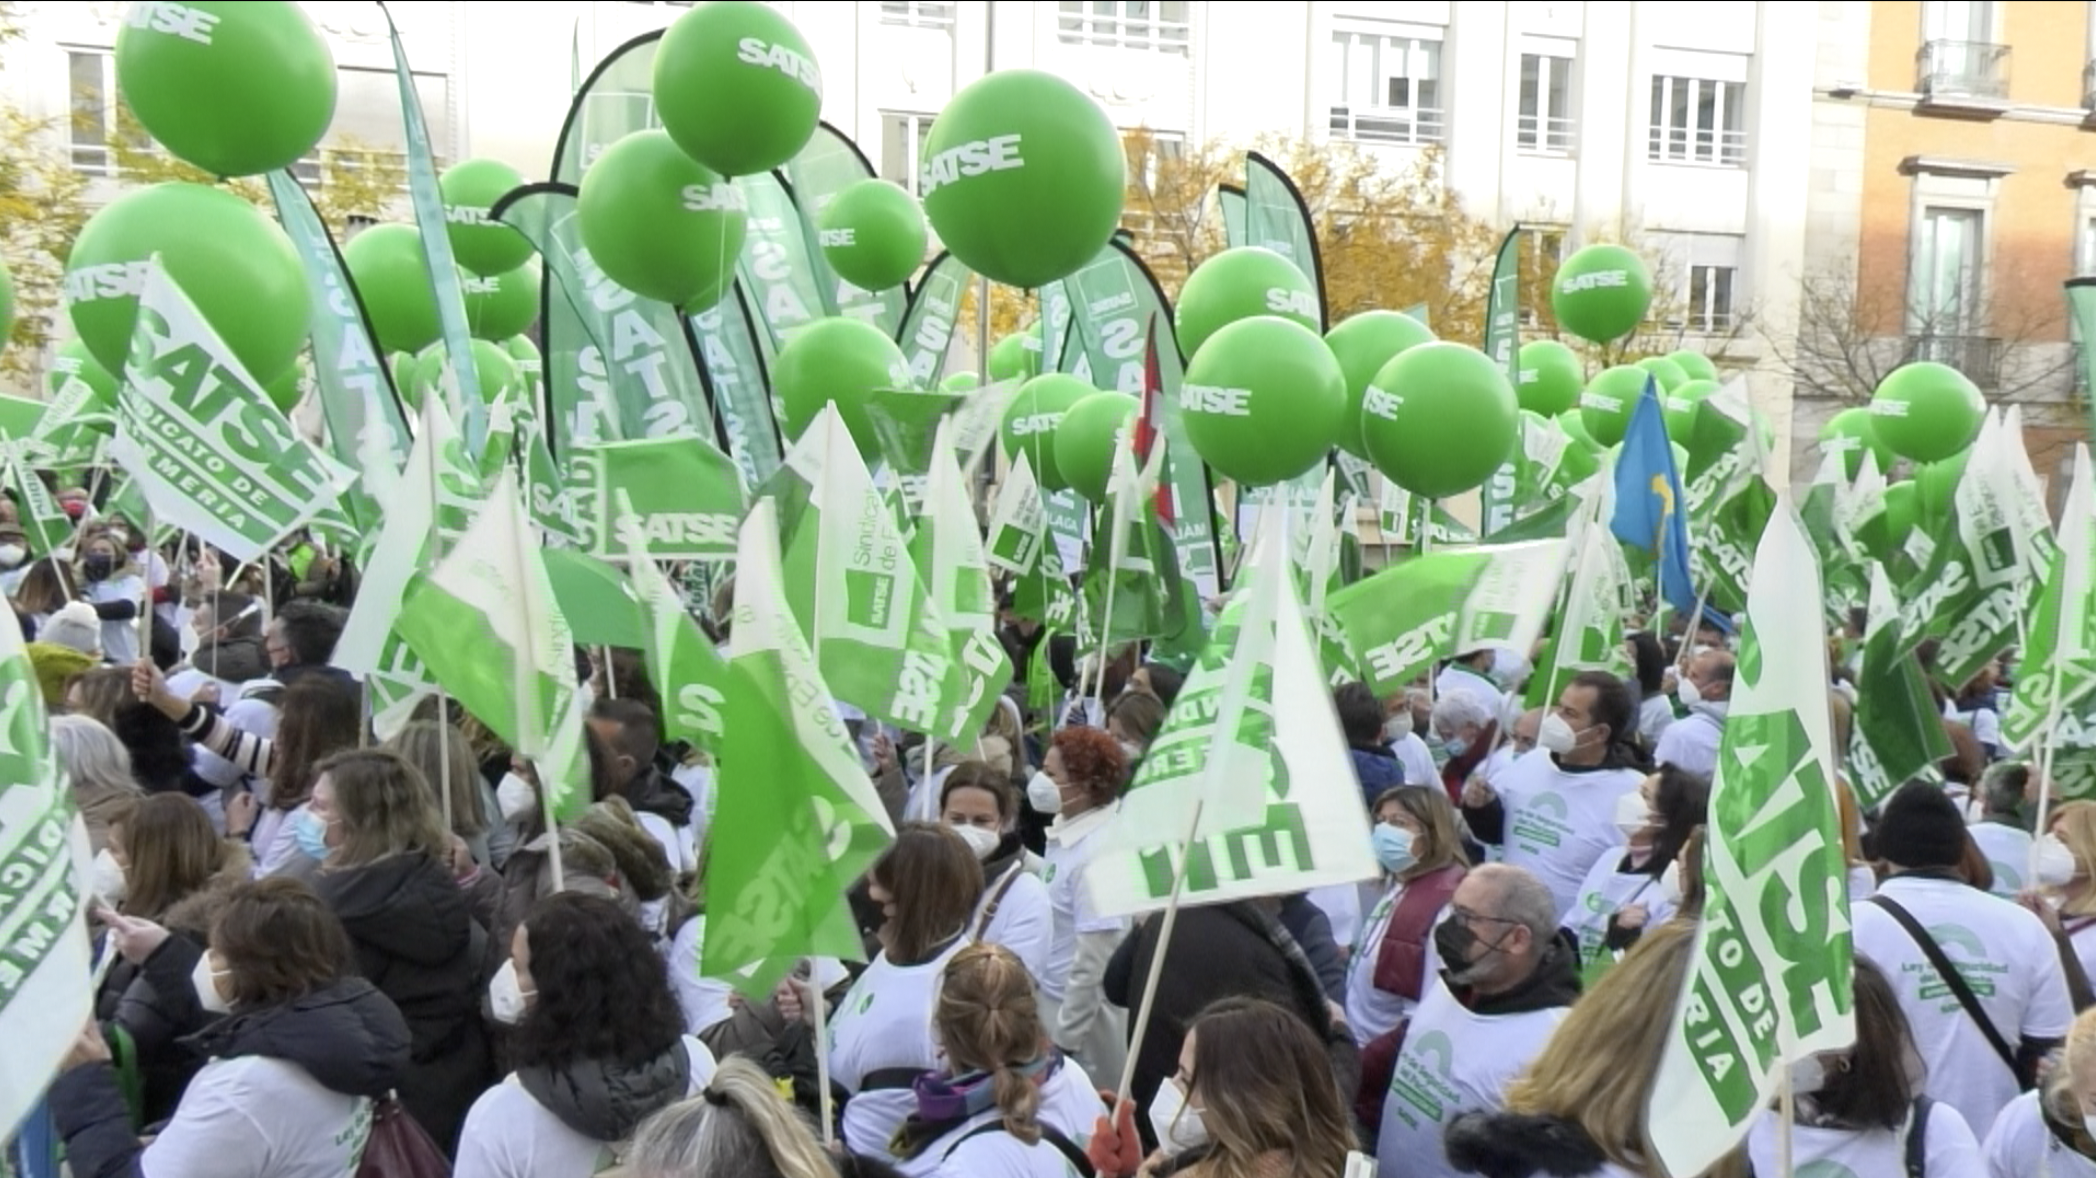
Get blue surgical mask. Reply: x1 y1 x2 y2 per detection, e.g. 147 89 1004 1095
293 808 333 861
1372 825 1417 875
1443 735 1470 760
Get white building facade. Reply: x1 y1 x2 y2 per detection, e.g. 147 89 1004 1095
4 0 1819 456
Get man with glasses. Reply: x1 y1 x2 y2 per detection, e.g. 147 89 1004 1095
1374 863 1579 1178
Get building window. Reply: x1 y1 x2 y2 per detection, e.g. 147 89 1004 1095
1057 2 1190 54
1329 28 1445 146
1519 226 1567 326
1124 130 1185 191
1685 265 1737 333
1517 53 1575 155
67 49 119 174
881 111 936 195
331 66 455 164
879 2 955 29
2080 214 2096 276
1648 76 1746 167
1911 205 1985 334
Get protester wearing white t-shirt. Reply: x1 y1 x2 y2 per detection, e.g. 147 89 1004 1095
939 763 1054 980
77 528 147 666
1033 729 1131 1088
1983 1088 2096 1178
1854 782 2075 1139
828 826 984 1157
1461 671 1647 918
1652 649 1731 778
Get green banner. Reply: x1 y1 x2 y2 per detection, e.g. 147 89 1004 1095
689 283 783 487
1479 228 1523 537
897 252 975 388
568 436 747 562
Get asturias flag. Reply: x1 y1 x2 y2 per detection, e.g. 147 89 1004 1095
1609 375 1696 616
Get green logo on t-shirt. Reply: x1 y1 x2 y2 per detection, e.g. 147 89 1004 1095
1510 791 1570 849
1912 922 2002 1003
1388 1029 1460 1127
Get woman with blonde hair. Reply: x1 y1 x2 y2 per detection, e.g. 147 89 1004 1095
1445 920 1698 1178
619 1057 834 1178
386 719 507 868
888 942 1105 1176
1984 1003 2096 1174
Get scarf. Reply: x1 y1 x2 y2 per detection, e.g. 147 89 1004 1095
889 1051 1063 1160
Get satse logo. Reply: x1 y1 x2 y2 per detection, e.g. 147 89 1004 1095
736 38 821 90
682 184 748 213
1558 270 1629 293
920 136 1025 198
127 2 218 44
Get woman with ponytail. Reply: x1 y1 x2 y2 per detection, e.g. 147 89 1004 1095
621 1056 836 1178
889 942 1106 1176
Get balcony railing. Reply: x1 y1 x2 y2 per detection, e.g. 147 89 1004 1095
1916 39 2010 101
1906 332 2002 388
1329 104 1445 147
1516 113 1575 155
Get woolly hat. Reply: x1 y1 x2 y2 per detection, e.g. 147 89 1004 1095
1873 780 1969 870
38 601 102 659
25 642 95 706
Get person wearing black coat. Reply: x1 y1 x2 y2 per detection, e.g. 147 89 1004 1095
1103 897 1362 1152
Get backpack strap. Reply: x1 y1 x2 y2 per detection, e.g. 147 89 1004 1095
975 863 1026 942
944 1119 1095 1176
1904 1095 1932 1178
1865 895 2020 1080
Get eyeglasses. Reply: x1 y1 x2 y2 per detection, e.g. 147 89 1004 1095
1448 907 1522 929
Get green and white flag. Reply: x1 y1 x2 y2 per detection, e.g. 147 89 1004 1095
1375 479 1477 548
619 491 731 758
1085 425 1183 647
394 468 592 819
25 360 113 470
1849 561 1951 810
2005 444 2096 750
985 452 1081 632
568 435 747 563
1328 540 1567 698
2 440 73 558
781 405 965 737
703 497 895 994
1901 412 2027 692
1525 481 1633 709
910 418 1014 750
1085 514 1376 917
1649 501 1855 1178
110 258 356 563
0 578 94 1143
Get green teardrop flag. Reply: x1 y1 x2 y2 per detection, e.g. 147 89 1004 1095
1818 406 1893 482
1869 361 1984 464
1517 339 1584 417
1180 316 1344 487
1000 373 1092 492
1326 310 1436 458
577 130 748 312
818 179 926 292
1056 391 1137 502
115 0 336 178
441 158 534 277
1578 364 1649 448
654 0 823 177
920 70 1125 289
1550 243 1652 344
1362 342 1519 499
67 181 309 383
775 317 911 453
1175 246 1319 360
464 264 541 341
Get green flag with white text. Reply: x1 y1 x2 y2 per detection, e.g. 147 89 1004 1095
1328 541 1567 698
619 492 730 758
2005 444 2096 750
1849 561 1951 810
985 452 1082 633
568 435 746 563
910 418 1014 750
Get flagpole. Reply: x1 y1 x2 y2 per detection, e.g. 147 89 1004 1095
2029 711 2062 883
1114 797 1204 1109
136 505 155 660
811 416 840 1147
1777 1059 1796 1178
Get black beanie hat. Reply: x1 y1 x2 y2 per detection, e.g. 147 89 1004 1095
1874 781 1969 870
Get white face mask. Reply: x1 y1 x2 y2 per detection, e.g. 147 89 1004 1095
489 958 534 1025
1661 857 1690 903
1613 791 1651 839
951 822 1002 861
1147 1076 1212 1155
1381 711 1414 742
1118 739 1145 764
1026 770 1064 816
0 544 25 568
495 773 537 822
1676 677 1702 708
192 953 233 1015
1787 1055 1827 1096
1537 713 1579 756
89 848 127 906
2036 833 2080 888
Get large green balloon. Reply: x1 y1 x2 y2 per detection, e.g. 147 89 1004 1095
940 371 981 392
1864 480 1920 563
1636 355 1689 392
818 179 926 292
1325 310 1436 459
1177 247 1319 361
114 1 335 178
343 224 442 357
654 0 822 177
440 159 534 277
1000 373 1092 491
1870 361 1985 464
408 338 521 410
577 130 748 311
1180 317 1343 487
1557 408 1601 452
1362 342 1520 499
1818 406 1894 482
66 182 309 383
919 70 1125 289
1662 379 1720 444
1913 449 1969 529
0 256 13 348
1056 391 1137 502
1578 365 1651 448
1668 350 1719 383
264 365 305 414
988 329 1042 382
1550 244 1653 344
463 264 541 342
1517 339 1584 416
774 317 911 452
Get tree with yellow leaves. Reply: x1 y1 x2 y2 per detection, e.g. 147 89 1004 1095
0 3 90 389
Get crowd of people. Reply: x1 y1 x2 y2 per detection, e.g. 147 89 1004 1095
8 512 2091 1178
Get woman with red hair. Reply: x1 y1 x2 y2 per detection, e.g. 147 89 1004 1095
1028 726 1132 1093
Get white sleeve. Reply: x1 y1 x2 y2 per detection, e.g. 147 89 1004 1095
1921 1100 1987 1178
2020 926 2076 1040
451 1089 519 1178
984 874 1055 983
1974 708 2002 751
1980 1099 2031 1178
139 1069 272 1178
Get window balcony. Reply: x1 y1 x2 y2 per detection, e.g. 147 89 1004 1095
1915 40 2011 119
1329 105 1445 147
1905 332 2001 388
